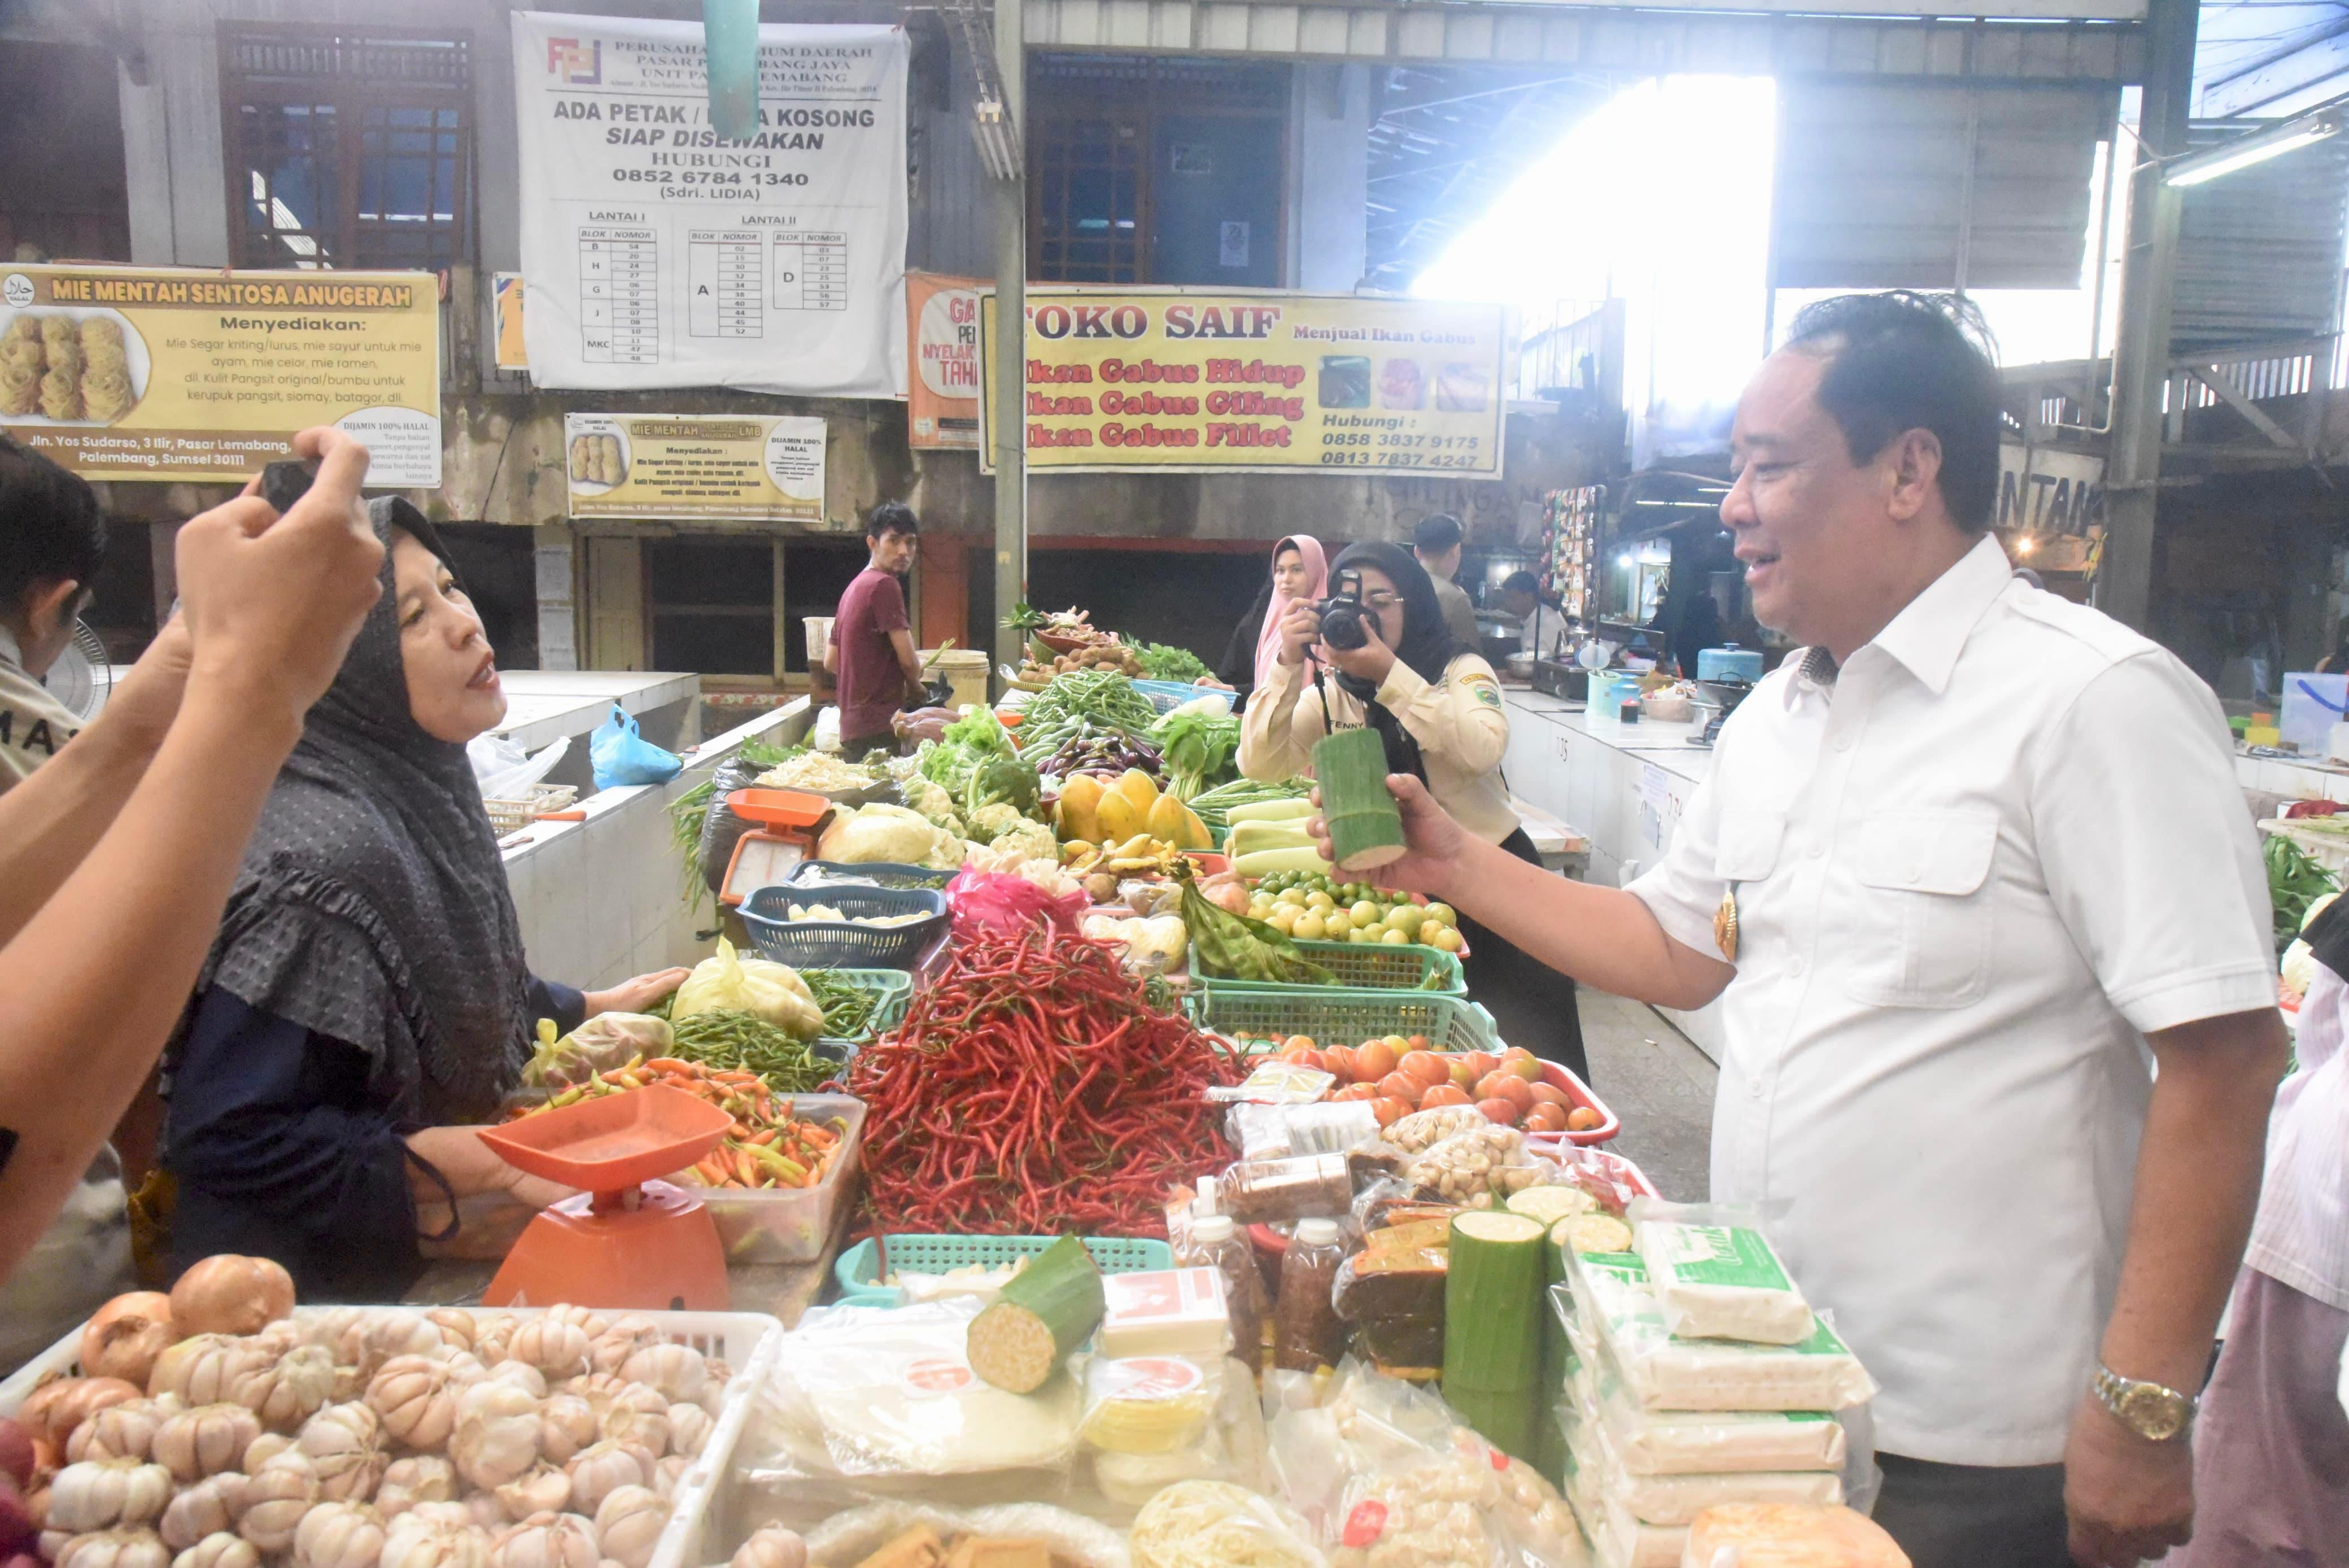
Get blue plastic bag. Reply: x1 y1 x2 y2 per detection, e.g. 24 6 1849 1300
589 702 683 789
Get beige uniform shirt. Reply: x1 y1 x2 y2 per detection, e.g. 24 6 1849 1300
0 631 82 791
1239 649 1519 844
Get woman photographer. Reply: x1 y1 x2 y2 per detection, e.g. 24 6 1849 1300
1237 540 1586 1077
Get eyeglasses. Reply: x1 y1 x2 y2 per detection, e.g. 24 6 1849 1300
1360 591 1401 611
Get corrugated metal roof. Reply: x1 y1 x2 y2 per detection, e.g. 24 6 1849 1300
1772 81 2115 290
2170 117 2349 350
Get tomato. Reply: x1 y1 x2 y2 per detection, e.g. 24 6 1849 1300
1500 1047 1543 1082
1370 1096 1412 1128
1377 1071 1425 1106
1285 1035 1318 1055
1475 1097 1519 1124
1418 1084 1472 1108
1399 1051 1450 1088
1523 1103 1570 1134
1280 1045 1328 1073
1462 1051 1499 1081
1406 1035 1430 1052
1565 1106 1605 1133
1527 1083 1570 1109
1497 1077 1536 1112
1448 1058 1479 1090
1335 1082 1381 1102
1354 1039 1399 1081
1325 1045 1359 1082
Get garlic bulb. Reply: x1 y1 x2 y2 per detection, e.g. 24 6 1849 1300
661 1405 711 1464
594 1389 667 1459
585 1321 662 1378
480 1362 545 1401
152 1405 261 1483
368 1358 459 1452
158 1474 250 1553
491 1512 599 1568
237 1451 321 1552
241 1432 294 1473
229 1343 336 1432
535 1397 596 1469
67 1398 178 1464
442 1356 490 1389
299 1403 386 1503
449 1384 540 1492
461 1493 509 1532
55 1526 173 1568
470 1318 516 1369
503 1322 589 1382
613 1349 702 1409
374 1457 458 1522
304 1309 369 1358
647 1458 687 1503
589 1487 663 1568
172 1530 261 1568
423 1313 479 1356
295 1501 387 1568
49 1458 175 1531
492 1466 570 1522
563 1377 629 1421
557 1444 649 1521
365 1316 448 1369
380 1508 492 1568
693 1361 730 1420
540 1308 608 1340
730 1527 807 1568
148 1339 267 1407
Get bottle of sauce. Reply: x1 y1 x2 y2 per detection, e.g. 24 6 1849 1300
1178 1212 1265 1372
1273 1218 1346 1372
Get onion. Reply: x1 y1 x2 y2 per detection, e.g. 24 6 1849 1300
21 1381 143 1449
80 1298 177 1390
169 1258 294 1340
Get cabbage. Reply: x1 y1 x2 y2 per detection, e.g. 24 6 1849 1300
674 938 823 1038
2282 937 2319 1000
2302 890 2340 932
819 802 968 871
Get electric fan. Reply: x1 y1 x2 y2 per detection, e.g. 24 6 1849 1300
42 619 111 720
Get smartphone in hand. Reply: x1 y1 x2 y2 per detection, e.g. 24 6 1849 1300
258 459 318 514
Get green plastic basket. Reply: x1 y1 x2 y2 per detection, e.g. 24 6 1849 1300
806 967 913 1043
1189 938 1465 998
833 1233 1174 1304
1187 986 1499 1053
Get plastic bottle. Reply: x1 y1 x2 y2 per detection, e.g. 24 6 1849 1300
1177 1211 1265 1372
1273 1217 1346 1372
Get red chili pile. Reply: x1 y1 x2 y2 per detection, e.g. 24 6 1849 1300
849 923 1246 1236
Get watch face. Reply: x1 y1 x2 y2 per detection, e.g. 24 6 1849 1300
2120 1382 2189 1442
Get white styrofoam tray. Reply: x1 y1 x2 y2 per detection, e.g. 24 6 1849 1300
0 1304 783 1568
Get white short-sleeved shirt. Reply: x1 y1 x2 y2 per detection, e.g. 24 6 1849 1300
1628 535 2276 1466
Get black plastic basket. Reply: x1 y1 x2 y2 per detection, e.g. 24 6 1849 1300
740 884 950 969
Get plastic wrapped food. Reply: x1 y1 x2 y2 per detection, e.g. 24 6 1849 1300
1553 1262 1876 1414
520 1012 673 1090
674 938 823 1039
1677 1504 1909 1567
1574 1367 1846 1477
1217 1154 1353 1226
1229 1103 1384 1163
801 1503 1131 1568
1207 1063 1339 1107
1558 1409 1841 1528
1382 1107 1488 1155
1630 1205 1815 1347
1404 1128 1548 1207
1080 1355 1218 1455
1129 1482 1326 1568
1085 1357 1269 1510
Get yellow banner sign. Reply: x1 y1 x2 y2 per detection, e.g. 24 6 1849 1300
564 412 826 522
0 263 441 486
979 289 1510 477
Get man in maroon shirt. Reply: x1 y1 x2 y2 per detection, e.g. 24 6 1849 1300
826 501 927 756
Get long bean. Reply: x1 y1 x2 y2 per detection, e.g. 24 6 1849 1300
801 971 883 1042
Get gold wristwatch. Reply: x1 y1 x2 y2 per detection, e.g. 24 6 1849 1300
2091 1364 2197 1442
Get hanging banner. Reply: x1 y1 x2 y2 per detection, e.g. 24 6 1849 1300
564 412 826 521
511 11 907 398
906 270 981 449
0 263 440 486
1996 442 2105 537
492 274 529 370
979 287 1511 477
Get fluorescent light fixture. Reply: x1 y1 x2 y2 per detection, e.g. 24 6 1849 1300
1616 553 1634 567
2164 111 2341 187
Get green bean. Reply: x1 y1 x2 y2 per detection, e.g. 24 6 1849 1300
669 1008 837 1093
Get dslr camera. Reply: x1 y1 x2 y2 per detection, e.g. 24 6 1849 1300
1317 568 1370 650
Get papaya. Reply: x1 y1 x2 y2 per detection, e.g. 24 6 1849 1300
1147 791 1191 846
1178 801 1213 850
1115 768 1160 814
1056 773 1106 844
1097 788 1143 845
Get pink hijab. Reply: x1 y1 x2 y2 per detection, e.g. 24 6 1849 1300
1254 534 1329 692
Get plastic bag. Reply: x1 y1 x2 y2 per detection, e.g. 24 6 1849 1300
470 732 570 800
1081 912 1191 977
738 1299 1081 1526
674 937 824 1038
1229 1103 1383 1163
1206 1062 1338 1107
588 701 683 789
521 1011 673 1090
1553 1258 1877 1414
1085 1356 1271 1512
814 705 844 753
950 867 1089 940
1679 1504 1907 1568
804 1501 1130 1568
1565 1354 1848 1477
696 755 773 896
1556 1406 1841 1527
1628 1200 1815 1347
1130 1481 1326 1568
1405 1125 1550 1207
1382 1106 1490 1155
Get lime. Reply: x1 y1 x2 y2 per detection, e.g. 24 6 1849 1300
1347 927 1374 944
1294 913 1328 941
1350 900 1381 926
1266 906 1300 934
1428 924 1464 954
1322 909 1352 935
1422 902 1459 928
1306 890 1336 913
1380 928 1411 945
1386 905 1426 939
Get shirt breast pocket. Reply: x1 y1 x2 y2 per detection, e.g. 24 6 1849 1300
1842 811 2000 1009
1714 811 1787 883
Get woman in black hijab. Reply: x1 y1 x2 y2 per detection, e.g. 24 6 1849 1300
164 499 686 1300
1237 539 1587 1077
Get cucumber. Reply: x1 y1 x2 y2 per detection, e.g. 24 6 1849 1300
1443 1211 1545 1393
1224 798 1317 825
1314 727 1407 871
967 1235 1106 1392
1234 845 1337 877
1227 819 1318 857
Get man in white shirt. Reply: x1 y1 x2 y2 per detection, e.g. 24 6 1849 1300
1324 292 2286 1568
1413 512 1483 648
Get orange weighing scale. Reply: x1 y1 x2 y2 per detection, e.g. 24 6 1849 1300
718 788 832 909
479 1083 735 1311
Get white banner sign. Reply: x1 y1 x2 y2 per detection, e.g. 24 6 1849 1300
1997 443 2105 537
511 11 907 398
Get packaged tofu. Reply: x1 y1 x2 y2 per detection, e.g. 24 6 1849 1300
1630 1203 1815 1347
1677 1503 1910 1567
1554 1260 1876 1414
1100 1267 1235 1360
1564 1352 1847 1475
1558 1404 1843 1528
